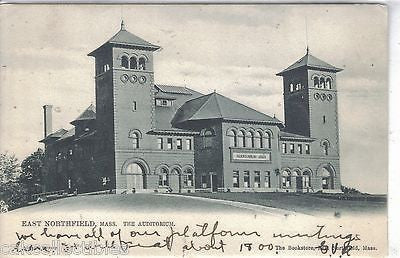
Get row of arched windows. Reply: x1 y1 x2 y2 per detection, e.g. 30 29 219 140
289 82 305 93
121 55 147 70
313 76 333 89
227 129 273 149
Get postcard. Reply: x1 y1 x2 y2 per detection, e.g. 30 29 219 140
0 4 388 257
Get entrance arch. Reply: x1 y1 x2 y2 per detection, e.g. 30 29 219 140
317 164 335 190
121 158 150 191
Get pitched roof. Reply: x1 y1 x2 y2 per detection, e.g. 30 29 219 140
88 24 160 56
71 104 96 125
155 84 199 95
39 128 68 143
277 52 342 76
280 131 315 142
172 92 282 126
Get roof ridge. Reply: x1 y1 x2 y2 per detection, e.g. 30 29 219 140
215 92 277 121
189 93 217 120
212 93 224 118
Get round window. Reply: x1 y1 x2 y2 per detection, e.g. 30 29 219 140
120 74 129 83
129 75 138 83
314 93 320 100
139 76 147 84
327 94 333 101
320 93 327 101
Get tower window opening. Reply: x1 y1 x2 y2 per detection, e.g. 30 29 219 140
289 83 294 92
138 57 146 70
313 77 319 88
132 132 139 149
121 56 129 69
296 83 301 91
319 77 325 88
326 78 332 89
323 115 326 124
322 142 329 155
305 144 310 154
129 57 137 69
132 101 137 111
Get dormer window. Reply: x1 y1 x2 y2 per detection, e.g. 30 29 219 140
121 56 129 69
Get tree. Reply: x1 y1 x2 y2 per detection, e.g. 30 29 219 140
0 152 28 210
20 148 45 194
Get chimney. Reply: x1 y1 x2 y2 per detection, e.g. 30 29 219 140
43 105 53 137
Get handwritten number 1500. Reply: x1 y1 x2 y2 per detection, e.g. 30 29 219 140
240 243 274 252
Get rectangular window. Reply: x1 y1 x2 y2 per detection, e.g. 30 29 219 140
282 143 287 154
132 101 137 111
254 171 261 188
155 99 173 107
305 144 310 154
176 139 182 150
265 171 271 188
186 139 192 150
233 171 239 188
157 138 163 150
297 144 303 154
167 138 173 149
289 143 295 154
323 115 326 124
244 171 250 188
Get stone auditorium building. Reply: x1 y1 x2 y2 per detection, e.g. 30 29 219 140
40 22 342 194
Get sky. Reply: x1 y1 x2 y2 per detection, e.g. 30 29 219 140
0 4 388 194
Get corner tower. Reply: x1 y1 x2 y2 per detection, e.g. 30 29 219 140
277 50 342 157
88 21 160 192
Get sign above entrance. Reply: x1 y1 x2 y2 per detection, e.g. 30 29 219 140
231 152 271 162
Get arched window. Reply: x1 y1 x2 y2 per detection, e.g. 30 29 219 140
263 131 272 149
227 130 237 147
158 167 169 186
129 56 137 69
138 57 146 70
320 167 333 189
183 167 194 187
296 83 301 91
246 131 254 148
303 171 311 188
238 130 245 148
289 83 294 92
326 78 332 89
281 170 291 188
322 142 329 155
319 77 325 88
131 132 139 149
254 131 262 148
203 128 215 148
121 56 129 69
125 163 143 174
313 77 319 88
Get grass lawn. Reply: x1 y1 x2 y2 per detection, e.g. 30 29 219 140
181 192 387 217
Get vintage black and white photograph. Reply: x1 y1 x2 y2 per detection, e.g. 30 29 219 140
0 4 388 257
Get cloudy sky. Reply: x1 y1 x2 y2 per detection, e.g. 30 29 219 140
0 4 387 193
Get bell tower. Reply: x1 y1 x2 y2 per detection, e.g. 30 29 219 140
277 50 343 157
88 21 160 191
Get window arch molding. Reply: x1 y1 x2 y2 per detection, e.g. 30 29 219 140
226 128 238 147
182 164 194 174
225 127 238 136
281 169 291 177
320 139 331 148
302 168 313 176
128 129 142 139
121 157 150 175
169 164 182 175
154 164 170 175
200 128 216 137
311 74 320 88
316 163 336 177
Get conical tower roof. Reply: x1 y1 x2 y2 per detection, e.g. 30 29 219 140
277 52 342 76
